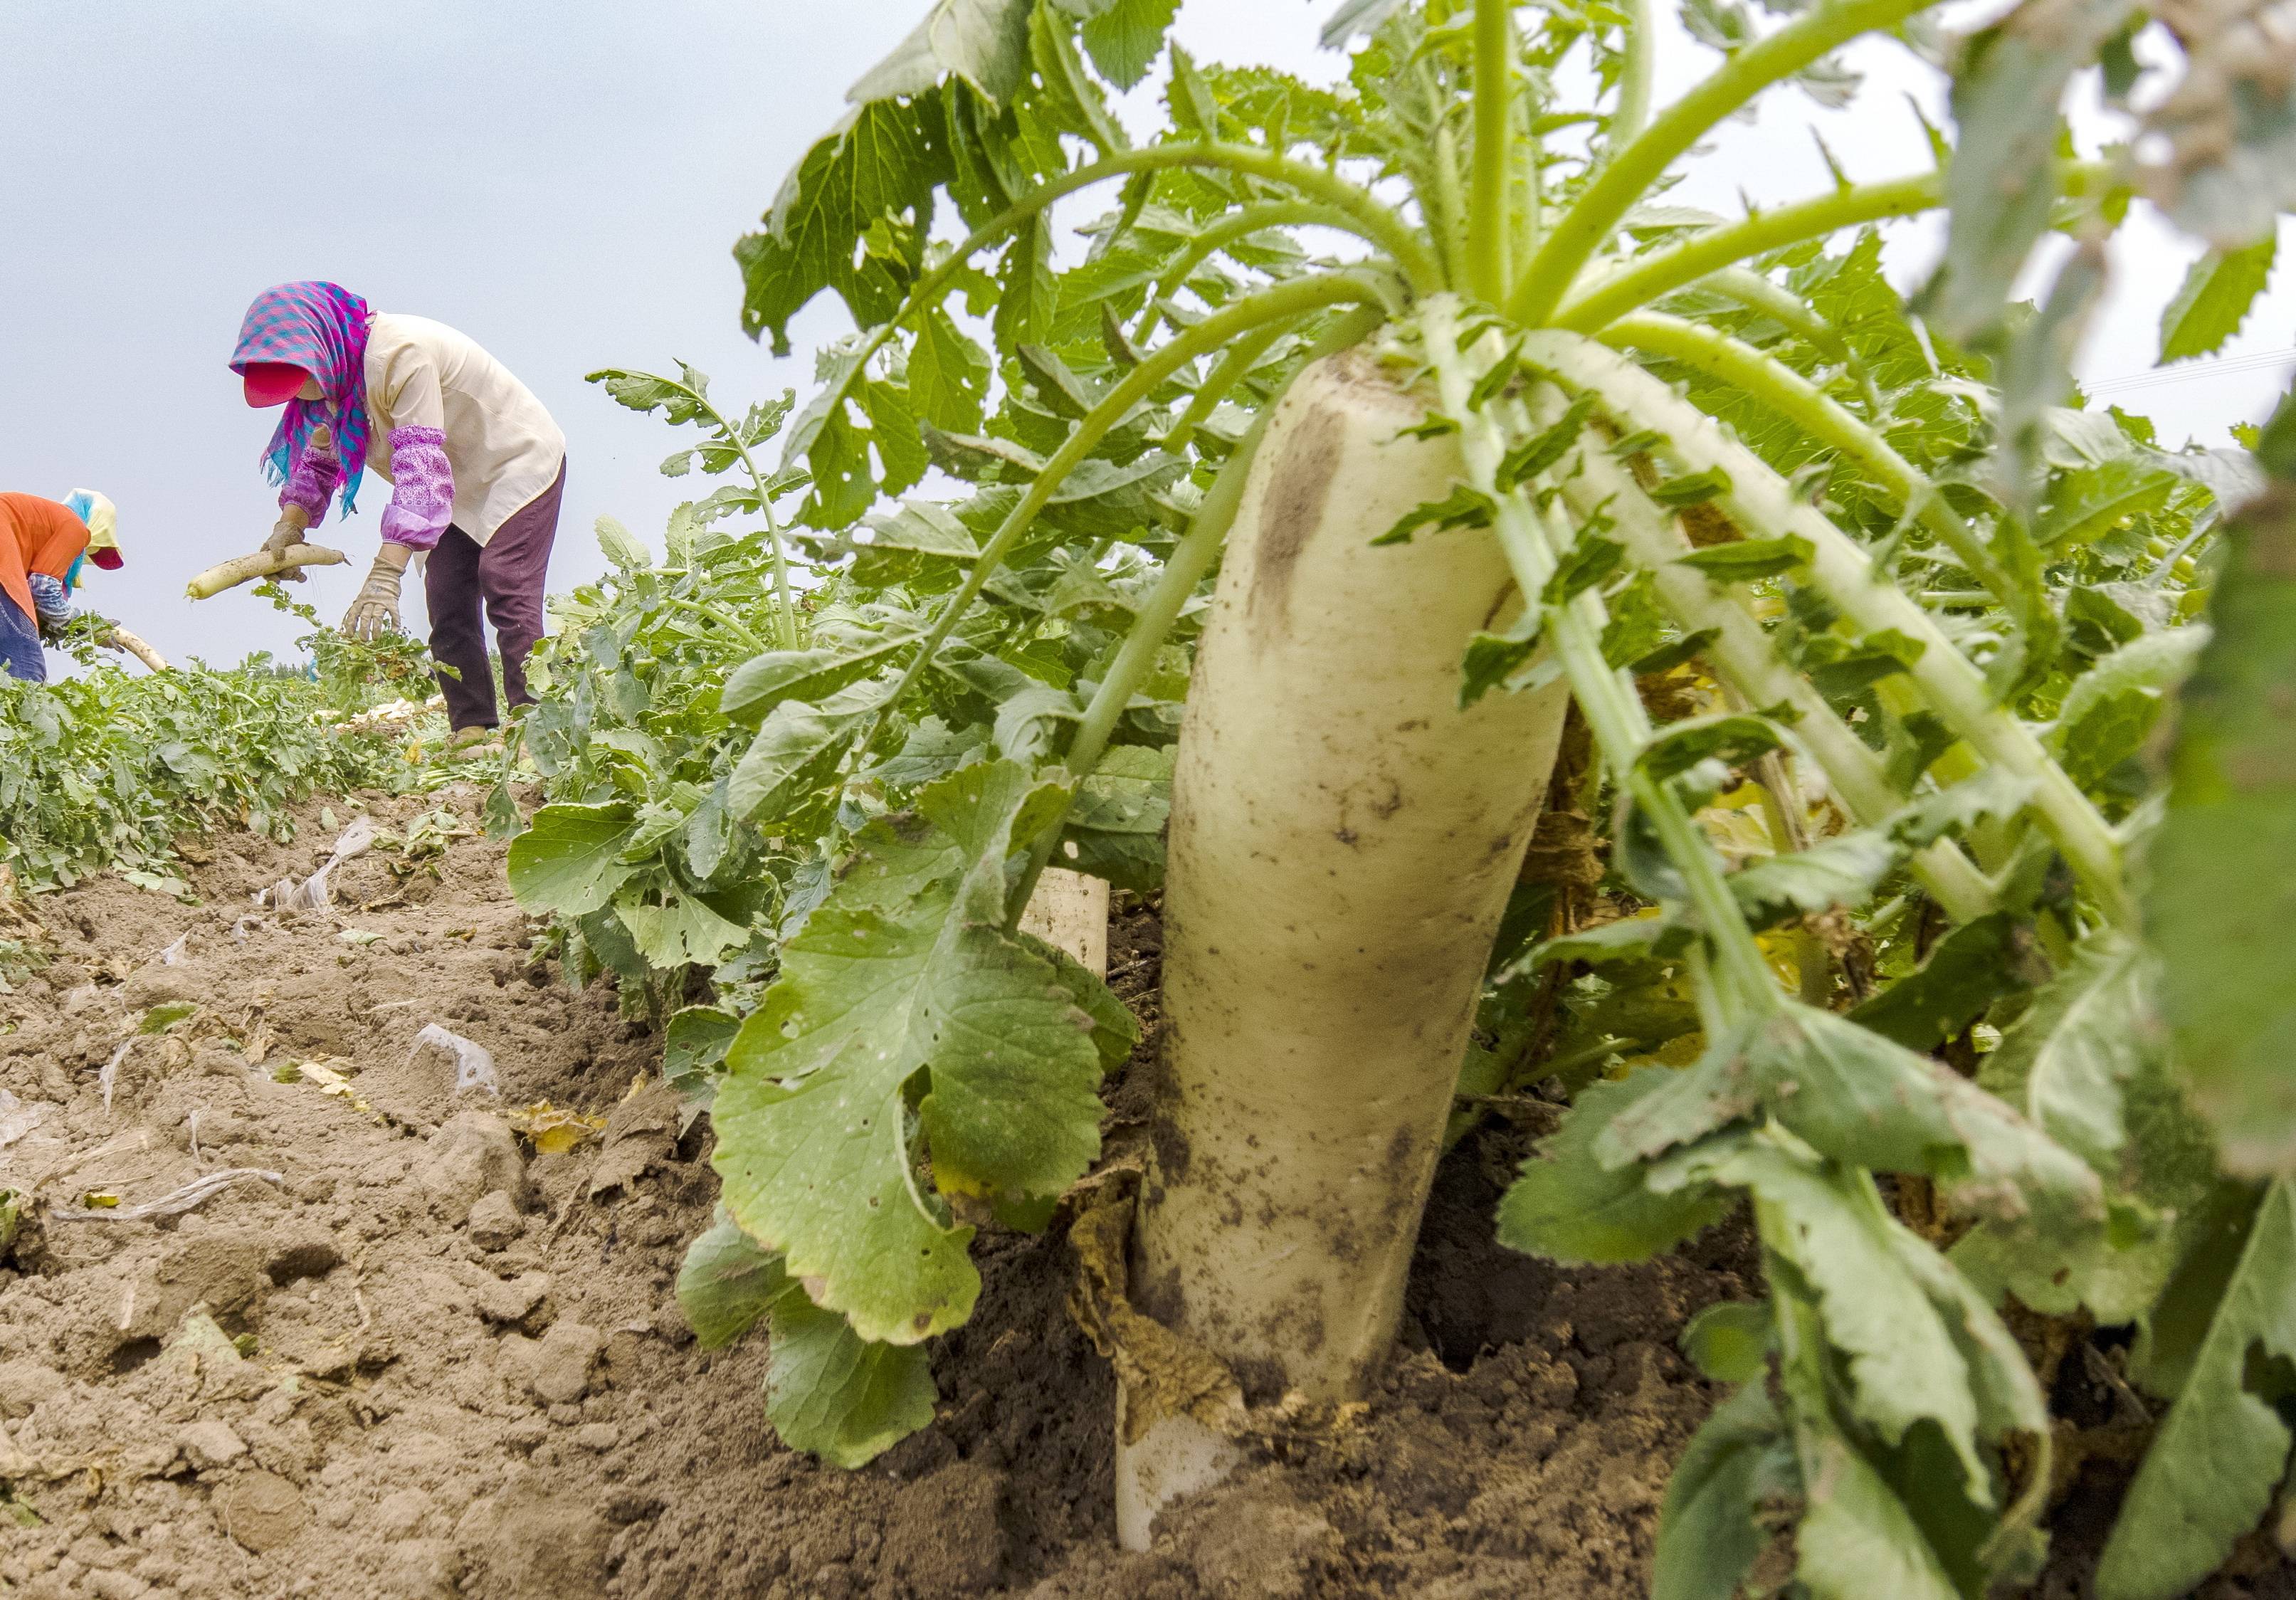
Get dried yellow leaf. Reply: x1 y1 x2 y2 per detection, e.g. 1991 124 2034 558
510 1102 606 1154
293 1058 378 1119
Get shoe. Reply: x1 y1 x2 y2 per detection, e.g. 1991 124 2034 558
436 726 505 763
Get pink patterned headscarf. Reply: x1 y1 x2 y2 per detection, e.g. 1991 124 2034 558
229 282 374 514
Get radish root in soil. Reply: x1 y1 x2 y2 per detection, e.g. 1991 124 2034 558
1120 352 1570 1541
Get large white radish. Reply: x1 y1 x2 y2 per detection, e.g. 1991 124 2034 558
1117 352 1571 1545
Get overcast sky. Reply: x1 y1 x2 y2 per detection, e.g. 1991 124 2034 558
1 1 2284 670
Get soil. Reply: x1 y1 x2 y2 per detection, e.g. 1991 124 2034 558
0 792 2283 1600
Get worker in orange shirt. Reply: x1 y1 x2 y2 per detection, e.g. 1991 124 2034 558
0 491 123 683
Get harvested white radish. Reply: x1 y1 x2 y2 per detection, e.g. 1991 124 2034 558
184 544 349 601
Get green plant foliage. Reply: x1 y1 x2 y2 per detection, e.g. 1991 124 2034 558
2150 474 2296 1175
1651 1381 1789 1600
2159 236 2279 362
1495 1068 1732 1264
1055 0 1179 88
1977 934 2164 1172
1673 535 1812 581
676 1208 794 1349
764 1288 942 1468
712 759 1129 1344
662 1005 741 1115
1847 912 2035 1049
465 1 2296 1584
0 603 436 890
1720 1131 2046 1519
2095 1181 2296 1600
675 1209 939 1465
1638 712 1786 781
505 805 640 915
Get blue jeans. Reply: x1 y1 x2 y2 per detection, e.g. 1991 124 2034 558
0 592 45 683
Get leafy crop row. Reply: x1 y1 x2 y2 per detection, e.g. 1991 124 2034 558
493 0 2296 1591
0 596 441 895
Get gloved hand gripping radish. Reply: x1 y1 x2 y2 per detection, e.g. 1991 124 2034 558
262 504 310 569
184 443 346 599
229 280 567 731
0 488 127 684
257 442 323 583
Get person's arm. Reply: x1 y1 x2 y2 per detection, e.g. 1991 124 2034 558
27 573 74 636
262 430 339 581
376 352 455 552
278 431 342 530
340 350 455 640
26 505 88 633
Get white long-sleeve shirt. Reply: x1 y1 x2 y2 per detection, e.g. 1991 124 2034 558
360 314 565 547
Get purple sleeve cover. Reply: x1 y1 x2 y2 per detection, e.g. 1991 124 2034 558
280 436 343 526
378 426 455 551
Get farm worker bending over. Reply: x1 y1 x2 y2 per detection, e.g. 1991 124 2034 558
228 281 567 737
0 490 124 683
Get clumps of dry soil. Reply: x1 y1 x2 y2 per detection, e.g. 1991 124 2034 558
1 794 1747 1600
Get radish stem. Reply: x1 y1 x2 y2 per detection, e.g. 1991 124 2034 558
1522 330 2134 926
1425 298 1778 1008
1159 319 1296 457
1551 162 2110 332
864 272 1396 750
1132 201 1371 344
1470 0 1516 301
1597 310 2014 601
1511 0 1932 325
1549 173 1944 330
1432 121 1474 290
1549 434 1998 922
784 145 1441 481
1692 266 1890 413
1610 0 1655 150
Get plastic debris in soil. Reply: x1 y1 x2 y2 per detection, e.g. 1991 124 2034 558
253 815 380 912
409 1022 501 1097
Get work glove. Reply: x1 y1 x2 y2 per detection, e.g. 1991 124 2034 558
263 505 312 583
342 543 414 642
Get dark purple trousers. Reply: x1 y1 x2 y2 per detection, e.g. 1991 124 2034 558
425 458 565 730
